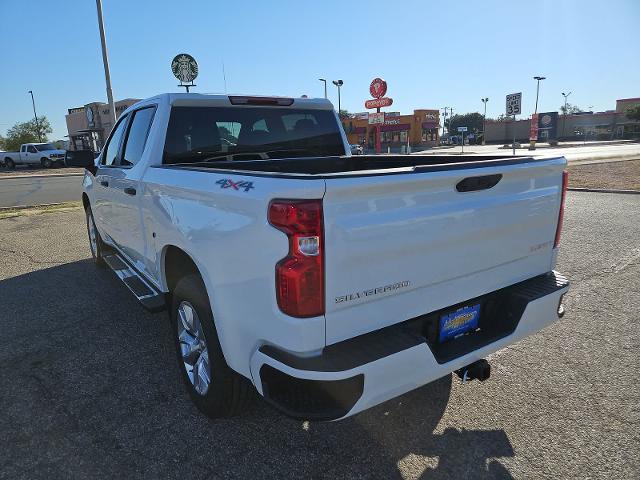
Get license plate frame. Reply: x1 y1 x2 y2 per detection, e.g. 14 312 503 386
438 303 481 343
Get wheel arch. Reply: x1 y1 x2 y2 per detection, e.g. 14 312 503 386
82 192 90 210
161 244 201 294
161 244 236 368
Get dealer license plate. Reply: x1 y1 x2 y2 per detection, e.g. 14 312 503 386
439 303 481 342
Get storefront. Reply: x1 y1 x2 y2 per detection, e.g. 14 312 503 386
342 109 440 150
65 98 140 151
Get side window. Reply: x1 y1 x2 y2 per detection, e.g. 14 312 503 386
121 107 156 166
21 145 26 152
101 115 129 166
27 146 37 153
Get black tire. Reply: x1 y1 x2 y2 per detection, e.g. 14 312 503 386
85 206 106 267
4 158 15 169
171 274 254 418
41 157 52 168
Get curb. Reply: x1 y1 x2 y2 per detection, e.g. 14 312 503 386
0 202 82 212
567 187 640 195
0 171 85 180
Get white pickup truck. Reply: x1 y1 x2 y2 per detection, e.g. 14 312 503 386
2 143 66 169
72 93 569 421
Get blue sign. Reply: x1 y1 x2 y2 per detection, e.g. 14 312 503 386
537 112 559 140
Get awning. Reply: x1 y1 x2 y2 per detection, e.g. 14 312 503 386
421 122 438 129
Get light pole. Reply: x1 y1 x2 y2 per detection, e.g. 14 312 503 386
533 76 546 114
481 98 489 145
332 80 343 115
530 76 546 149
318 78 327 99
561 91 572 139
95 0 116 130
27 90 42 142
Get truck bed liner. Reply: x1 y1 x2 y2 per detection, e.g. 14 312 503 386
161 154 546 178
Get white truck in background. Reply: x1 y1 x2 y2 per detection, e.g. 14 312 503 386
70 93 570 421
2 143 66 169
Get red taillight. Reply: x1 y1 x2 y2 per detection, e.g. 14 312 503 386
554 170 569 248
268 199 324 318
228 96 294 106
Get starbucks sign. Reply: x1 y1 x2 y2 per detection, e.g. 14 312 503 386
171 53 198 83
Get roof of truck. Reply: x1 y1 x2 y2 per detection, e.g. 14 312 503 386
129 93 335 111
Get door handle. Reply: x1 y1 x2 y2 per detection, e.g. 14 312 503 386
100 180 109 187
124 187 137 196
456 174 502 192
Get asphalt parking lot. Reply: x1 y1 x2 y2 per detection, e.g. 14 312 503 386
0 192 638 479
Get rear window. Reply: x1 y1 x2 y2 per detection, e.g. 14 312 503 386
163 106 344 164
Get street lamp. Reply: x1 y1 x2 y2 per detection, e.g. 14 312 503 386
481 98 489 145
27 90 42 142
561 91 572 139
531 76 546 149
533 76 546 115
332 80 343 115
318 78 327 99
95 0 116 129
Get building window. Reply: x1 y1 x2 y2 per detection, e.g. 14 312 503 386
421 128 437 142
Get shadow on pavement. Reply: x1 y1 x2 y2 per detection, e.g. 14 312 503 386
0 260 514 479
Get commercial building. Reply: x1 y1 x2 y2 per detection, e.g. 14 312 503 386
65 98 140 151
341 109 440 150
484 97 640 144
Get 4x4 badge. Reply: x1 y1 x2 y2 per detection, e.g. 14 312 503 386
216 179 255 192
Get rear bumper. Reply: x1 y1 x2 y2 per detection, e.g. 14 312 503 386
250 271 569 421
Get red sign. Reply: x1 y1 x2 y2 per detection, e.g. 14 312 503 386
369 78 387 99
365 97 393 109
529 113 539 141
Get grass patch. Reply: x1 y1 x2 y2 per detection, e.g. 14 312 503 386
0 202 83 220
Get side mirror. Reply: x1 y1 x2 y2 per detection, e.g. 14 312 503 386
65 150 97 175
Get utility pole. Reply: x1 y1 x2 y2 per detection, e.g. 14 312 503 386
318 78 327 99
561 91 571 139
27 90 42 142
95 0 116 130
481 98 489 145
441 107 448 140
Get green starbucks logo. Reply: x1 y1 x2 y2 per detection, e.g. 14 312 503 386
171 53 198 83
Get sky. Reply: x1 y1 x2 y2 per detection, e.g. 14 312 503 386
1 0 639 140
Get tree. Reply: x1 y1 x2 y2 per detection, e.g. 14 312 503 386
560 103 582 115
447 112 484 134
0 134 6 150
339 109 352 119
2 117 53 151
488 114 512 123
625 105 640 121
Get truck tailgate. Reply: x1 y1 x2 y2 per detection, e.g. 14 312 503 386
323 157 566 344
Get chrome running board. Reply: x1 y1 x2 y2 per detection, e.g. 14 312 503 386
103 253 166 312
